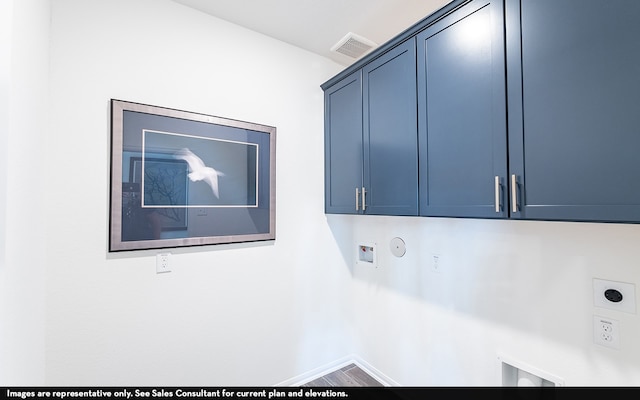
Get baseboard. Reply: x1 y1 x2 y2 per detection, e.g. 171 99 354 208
275 354 400 387
350 355 401 387
274 355 355 387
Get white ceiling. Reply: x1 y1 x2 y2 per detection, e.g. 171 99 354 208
172 0 453 66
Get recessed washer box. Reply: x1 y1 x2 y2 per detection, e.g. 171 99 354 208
593 278 636 314
356 242 377 267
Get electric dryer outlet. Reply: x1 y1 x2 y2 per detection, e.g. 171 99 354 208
593 278 636 314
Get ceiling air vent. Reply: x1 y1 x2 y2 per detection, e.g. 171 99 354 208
330 32 377 59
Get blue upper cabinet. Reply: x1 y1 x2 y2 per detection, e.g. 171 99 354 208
324 71 363 214
506 0 640 222
417 0 507 218
324 40 418 215
324 0 640 223
363 40 419 216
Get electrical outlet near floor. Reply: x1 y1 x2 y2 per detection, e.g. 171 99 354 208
156 253 171 274
593 315 620 349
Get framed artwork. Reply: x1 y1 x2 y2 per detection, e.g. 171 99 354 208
109 99 276 252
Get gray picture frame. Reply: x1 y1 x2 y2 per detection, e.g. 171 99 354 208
109 99 276 252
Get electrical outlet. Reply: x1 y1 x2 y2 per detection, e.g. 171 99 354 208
156 253 171 274
593 315 620 349
431 254 442 273
593 278 636 314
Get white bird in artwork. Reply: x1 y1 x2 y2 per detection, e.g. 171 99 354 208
173 148 225 198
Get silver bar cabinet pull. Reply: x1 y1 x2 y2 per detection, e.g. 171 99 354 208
494 176 501 213
511 174 518 213
355 187 360 211
362 187 366 211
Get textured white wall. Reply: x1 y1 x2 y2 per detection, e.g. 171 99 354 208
0 0 49 385
45 0 347 386
329 214 640 385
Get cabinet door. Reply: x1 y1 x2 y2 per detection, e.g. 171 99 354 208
363 39 419 216
324 71 363 214
417 0 507 218
507 0 640 222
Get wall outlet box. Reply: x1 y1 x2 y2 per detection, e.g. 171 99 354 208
593 278 636 314
156 253 171 274
593 315 620 349
431 254 442 273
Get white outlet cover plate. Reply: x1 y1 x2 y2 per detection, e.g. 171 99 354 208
593 315 620 349
156 253 171 274
593 278 636 314
431 254 442 273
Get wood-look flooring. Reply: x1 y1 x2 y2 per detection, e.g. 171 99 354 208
302 364 384 387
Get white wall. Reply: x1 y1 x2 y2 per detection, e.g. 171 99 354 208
0 0 49 385
7 0 640 388
329 215 640 385
44 0 347 386
0 0 10 270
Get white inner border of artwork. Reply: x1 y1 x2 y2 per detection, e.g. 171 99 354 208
141 129 259 208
